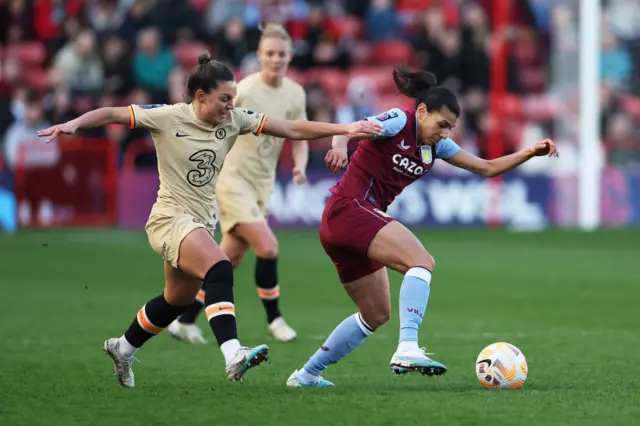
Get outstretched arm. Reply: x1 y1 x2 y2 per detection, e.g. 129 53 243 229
261 118 382 141
445 139 558 177
37 107 131 142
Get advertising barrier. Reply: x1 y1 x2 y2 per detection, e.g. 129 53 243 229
117 170 556 230
268 172 554 230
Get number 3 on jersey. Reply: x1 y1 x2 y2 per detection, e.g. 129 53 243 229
187 149 216 187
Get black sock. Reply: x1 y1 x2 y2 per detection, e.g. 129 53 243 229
255 257 281 324
178 286 205 324
203 260 238 346
124 294 187 348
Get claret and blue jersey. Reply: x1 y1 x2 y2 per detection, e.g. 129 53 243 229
330 108 461 212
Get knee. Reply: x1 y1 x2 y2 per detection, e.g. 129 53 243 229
227 250 245 268
361 304 391 331
403 250 435 275
253 239 278 259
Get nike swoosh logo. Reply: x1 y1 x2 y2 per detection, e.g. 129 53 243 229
477 358 492 367
176 132 190 137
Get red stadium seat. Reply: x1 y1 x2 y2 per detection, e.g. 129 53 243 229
371 39 414 65
4 42 47 67
188 0 211 13
328 15 364 39
619 95 640 118
24 69 51 93
349 40 373 66
285 69 307 86
348 66 396 94
397 0 434 12
172 42 210 69
305 68 349 95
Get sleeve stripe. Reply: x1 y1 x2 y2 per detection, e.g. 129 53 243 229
127 105 136 129
254 115 267 136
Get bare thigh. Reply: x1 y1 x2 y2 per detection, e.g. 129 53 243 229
232 221 279 259
220 232 250 268
343 268 391 330
367 221 435 275
178 228 229 280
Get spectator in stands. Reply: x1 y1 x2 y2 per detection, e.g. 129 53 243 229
291 4 350 70
606 112 640 168
102 35 135 96
606 0 640 40
205 0 245 35
132 27 175 101
3 92 51 171
433 28 463 92
86 0 127 40
152 0 207 45
365 0 401 43
335 77 378 124
261 0 295 25
119 0 157 41
0 59 23 136
600 30 632 89
52 28 105 94
413 6 454 73
44 87 75 125
1 0 34 43
460 2 491 91
216 18 251 68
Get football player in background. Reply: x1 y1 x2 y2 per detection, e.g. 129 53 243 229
168 24 310 344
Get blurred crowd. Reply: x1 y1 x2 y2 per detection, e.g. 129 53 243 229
1 0 640 174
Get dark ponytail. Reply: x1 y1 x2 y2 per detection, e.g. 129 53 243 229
392 68 437 98
186 50 235 102
197 51 212 65
392 68 460 117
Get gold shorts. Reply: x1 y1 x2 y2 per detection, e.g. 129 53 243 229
217 183 269 234
146 208 215 268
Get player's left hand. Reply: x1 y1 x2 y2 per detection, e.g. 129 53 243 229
37 122 77 143
346 120 383 140
530 139 559 157
292 167 307 185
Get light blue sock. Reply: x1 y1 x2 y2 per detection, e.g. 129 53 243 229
303 313 373 377
398 267 432 344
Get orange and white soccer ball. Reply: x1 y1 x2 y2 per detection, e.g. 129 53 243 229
475 342 528 390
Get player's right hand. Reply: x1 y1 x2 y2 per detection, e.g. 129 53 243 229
325 147 348 174
346 120 383 140
37 122 76 143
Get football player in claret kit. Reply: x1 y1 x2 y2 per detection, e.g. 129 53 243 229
169 23 309 344
37 52 382 388
287 68 558 387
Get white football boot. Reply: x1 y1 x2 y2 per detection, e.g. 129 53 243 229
390 347 447 376
168 320 208 344
286 369 335 388
268 317 297 342
103 338 135 388
226 344 270 382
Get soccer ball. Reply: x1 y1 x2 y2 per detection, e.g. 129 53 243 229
475 342 528 390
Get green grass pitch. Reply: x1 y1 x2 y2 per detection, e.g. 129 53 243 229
1 228 639 425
